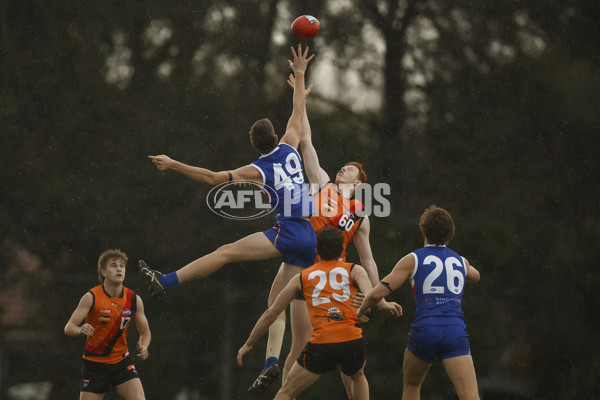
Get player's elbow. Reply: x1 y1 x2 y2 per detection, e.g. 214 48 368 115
300 133 313 148
264 305 286 325
205 174 221 186
64 324 75 337
467 270 481 283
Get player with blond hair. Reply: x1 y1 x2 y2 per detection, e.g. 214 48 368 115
65 249 151 400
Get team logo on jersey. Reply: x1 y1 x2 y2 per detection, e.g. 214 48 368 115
321 202 335 215
206 181 276 220
326 306 346 322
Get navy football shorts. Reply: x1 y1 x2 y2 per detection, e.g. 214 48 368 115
264 217 316 268
407 324 471 363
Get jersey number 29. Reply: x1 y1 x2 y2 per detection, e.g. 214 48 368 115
308 267 351 307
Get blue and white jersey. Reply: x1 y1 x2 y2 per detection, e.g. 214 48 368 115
410 245 468 327
251 143 315 219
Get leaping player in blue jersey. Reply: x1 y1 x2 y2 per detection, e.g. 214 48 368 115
139 45 316 316
357 205 481 400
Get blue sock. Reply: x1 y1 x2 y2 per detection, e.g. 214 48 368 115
161 272 179 289
264 357 279 369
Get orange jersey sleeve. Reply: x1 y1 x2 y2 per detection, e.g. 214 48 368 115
301 260 363 344
310 183 364 261
83 285 136 364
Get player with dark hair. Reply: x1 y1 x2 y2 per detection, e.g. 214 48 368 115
357 205 481 400
139 46 323 393
249 75 394 396
139 44 315 300
65 249 151 400
238 227 402 400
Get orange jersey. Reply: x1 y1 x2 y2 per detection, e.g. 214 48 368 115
310 183 364 261
301 260 362 344
83 285 136 364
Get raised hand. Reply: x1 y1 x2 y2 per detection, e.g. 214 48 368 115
288 43 315 74
287 74 313 97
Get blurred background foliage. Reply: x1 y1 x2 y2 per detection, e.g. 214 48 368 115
1 0 599 398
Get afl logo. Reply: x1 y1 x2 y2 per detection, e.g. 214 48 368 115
206 181 278 220
121 309 132 316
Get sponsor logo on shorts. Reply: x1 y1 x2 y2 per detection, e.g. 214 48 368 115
82 379 90 388
127 364 137 372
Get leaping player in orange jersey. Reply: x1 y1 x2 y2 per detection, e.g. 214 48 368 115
238 227 402 400
65 249 151 400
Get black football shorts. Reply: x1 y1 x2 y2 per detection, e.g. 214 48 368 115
297 337 367 376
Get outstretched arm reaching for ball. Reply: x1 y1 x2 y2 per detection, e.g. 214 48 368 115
148 155 262 186
286 74 330 191
279 44 315 150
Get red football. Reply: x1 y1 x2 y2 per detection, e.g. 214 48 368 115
291 15 320 39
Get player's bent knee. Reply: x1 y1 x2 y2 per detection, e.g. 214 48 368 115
214 242 241 261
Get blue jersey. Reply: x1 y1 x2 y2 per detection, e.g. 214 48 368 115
410 245 468 327
251 143 314 219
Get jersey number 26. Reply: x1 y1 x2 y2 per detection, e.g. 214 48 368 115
422 255 465 295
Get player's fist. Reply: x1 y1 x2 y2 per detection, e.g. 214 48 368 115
79 323 94 337
137 341 149 360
